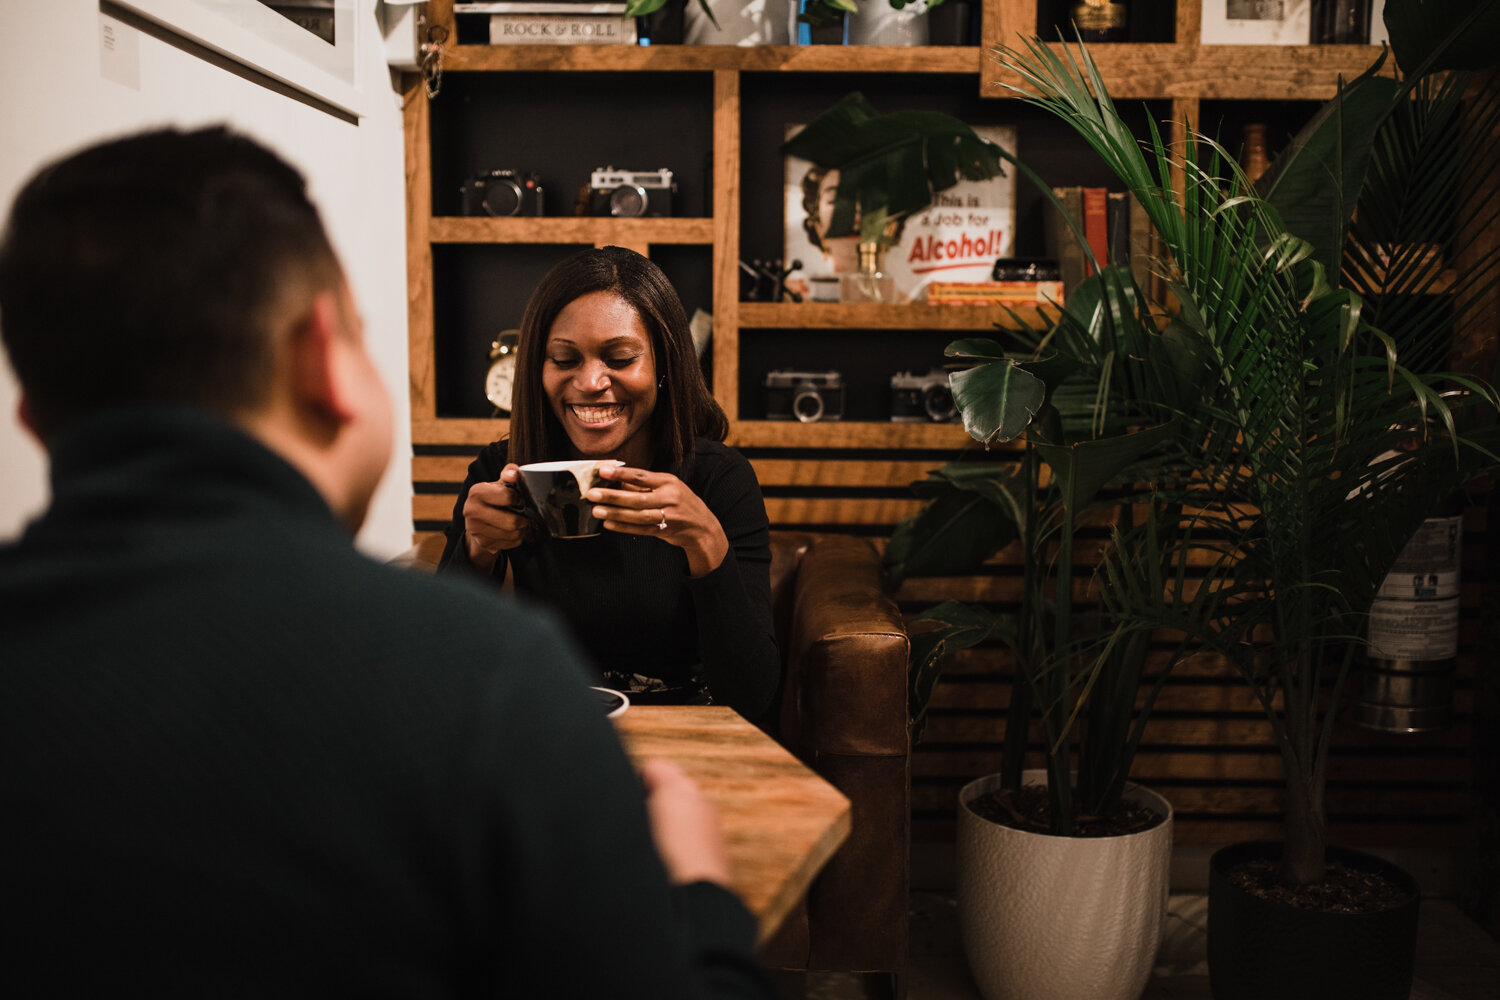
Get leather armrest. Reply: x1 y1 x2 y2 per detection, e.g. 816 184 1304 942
781 534 910 757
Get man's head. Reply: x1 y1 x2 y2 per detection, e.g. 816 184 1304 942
0 126 392 528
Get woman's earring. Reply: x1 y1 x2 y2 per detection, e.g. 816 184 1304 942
658 375 666 388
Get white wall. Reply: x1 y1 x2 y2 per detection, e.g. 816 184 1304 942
0 1 413 558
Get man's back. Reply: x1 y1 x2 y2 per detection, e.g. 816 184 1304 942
1 408 754 996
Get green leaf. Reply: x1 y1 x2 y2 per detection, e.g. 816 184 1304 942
782 92 1007 240
950 361 1048 446
1032 420 1181 519
885 467 1025 583
908 601 1003 738
1258 65 1401 282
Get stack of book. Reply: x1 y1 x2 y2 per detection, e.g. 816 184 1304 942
925 280 1066 307
454 2 637 46
1044 186 1154 297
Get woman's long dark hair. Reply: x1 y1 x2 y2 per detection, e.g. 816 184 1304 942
507 246 727 470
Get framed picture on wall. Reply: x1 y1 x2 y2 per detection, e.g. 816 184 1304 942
782 124 1020 305
1201 0 1312 45
111 0 363 116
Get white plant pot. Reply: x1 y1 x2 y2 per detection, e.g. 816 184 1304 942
684 0 796 45
956 770 1174 1000
847 0 930 45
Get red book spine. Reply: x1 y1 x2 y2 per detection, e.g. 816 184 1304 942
1082 187 1109 277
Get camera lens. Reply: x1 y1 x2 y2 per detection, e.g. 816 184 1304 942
924 383 956 422
792 387 825 423
610 185 648 217
481 177 525 217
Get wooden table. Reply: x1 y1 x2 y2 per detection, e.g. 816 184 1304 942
614 705 852 943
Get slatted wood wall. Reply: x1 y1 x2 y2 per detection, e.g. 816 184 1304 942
413 443 1492 850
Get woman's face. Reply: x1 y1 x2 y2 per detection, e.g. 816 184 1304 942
814 168 841 242
541 290 658 467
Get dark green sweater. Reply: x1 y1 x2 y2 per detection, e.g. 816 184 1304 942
0 407 771 999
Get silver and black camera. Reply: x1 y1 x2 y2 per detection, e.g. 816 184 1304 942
588 167 676 218
461 169 544 217
764 370 844 423
890 369 958 423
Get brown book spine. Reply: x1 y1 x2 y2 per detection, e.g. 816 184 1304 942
1083 187 1109 277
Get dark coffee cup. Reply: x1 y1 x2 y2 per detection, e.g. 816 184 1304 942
513 460 624 539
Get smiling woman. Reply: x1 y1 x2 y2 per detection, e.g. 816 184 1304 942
436 247 781 723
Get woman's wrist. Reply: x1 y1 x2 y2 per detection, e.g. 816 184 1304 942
466 533 500 576
683 525 729 578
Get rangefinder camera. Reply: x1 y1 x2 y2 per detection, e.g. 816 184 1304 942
764 369 844 423
588 167 676 218
891 369 957 423
461 169 544 217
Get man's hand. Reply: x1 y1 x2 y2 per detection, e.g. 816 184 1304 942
638 758 732 887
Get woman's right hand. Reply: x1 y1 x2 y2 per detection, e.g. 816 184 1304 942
463 463 527 575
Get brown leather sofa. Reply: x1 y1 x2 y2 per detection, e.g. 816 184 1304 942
393 530 910 975
760 531 911 977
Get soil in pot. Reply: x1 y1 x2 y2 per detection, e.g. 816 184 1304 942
967 784 1166 837
1223 855 1412 913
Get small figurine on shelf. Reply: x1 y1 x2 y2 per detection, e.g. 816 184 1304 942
738 258 804 302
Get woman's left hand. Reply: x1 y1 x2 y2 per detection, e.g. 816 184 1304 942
587 465 729 578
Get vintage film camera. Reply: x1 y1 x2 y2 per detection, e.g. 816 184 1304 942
764 370 844 423
588 167 676 218
890 369 958 423
461 169 544 217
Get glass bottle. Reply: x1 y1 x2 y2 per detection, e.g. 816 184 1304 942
1068 0 1129 43
840 242 896 303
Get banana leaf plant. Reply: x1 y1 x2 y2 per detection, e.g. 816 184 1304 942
886 257 1204 834
781 91 1006 246
967 0 1500 885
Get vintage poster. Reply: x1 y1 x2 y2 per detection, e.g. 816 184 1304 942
1201 1 1312 44
783 124 1019 304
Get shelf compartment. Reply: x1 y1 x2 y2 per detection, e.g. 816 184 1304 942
739 302 1057 330
442 44 984 75
429 216 715 245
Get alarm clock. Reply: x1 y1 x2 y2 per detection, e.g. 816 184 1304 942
485 329 521 415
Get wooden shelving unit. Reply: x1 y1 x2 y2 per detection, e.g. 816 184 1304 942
403 0 1491 849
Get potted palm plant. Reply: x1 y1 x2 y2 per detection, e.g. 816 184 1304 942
886 260 1188 999
960 3 1500 998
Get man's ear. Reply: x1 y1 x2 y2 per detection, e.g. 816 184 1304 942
286 290 357 425
16 394 42 443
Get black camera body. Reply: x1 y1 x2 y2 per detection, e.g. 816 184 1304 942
891 369 957 423
588 167 676 218
461 169 544 217
765 370 844 423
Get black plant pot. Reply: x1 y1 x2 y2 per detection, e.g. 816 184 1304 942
1207 841 1420 1000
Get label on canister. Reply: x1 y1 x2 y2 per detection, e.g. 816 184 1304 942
1367 514 1462 661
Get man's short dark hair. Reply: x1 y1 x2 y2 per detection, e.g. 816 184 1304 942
0 126 341 436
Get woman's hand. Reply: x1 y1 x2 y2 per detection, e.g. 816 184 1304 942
638 759 732 887
462 463 528 575
587 465 729 577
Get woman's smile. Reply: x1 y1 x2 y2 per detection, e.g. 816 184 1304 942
569 402 626 426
